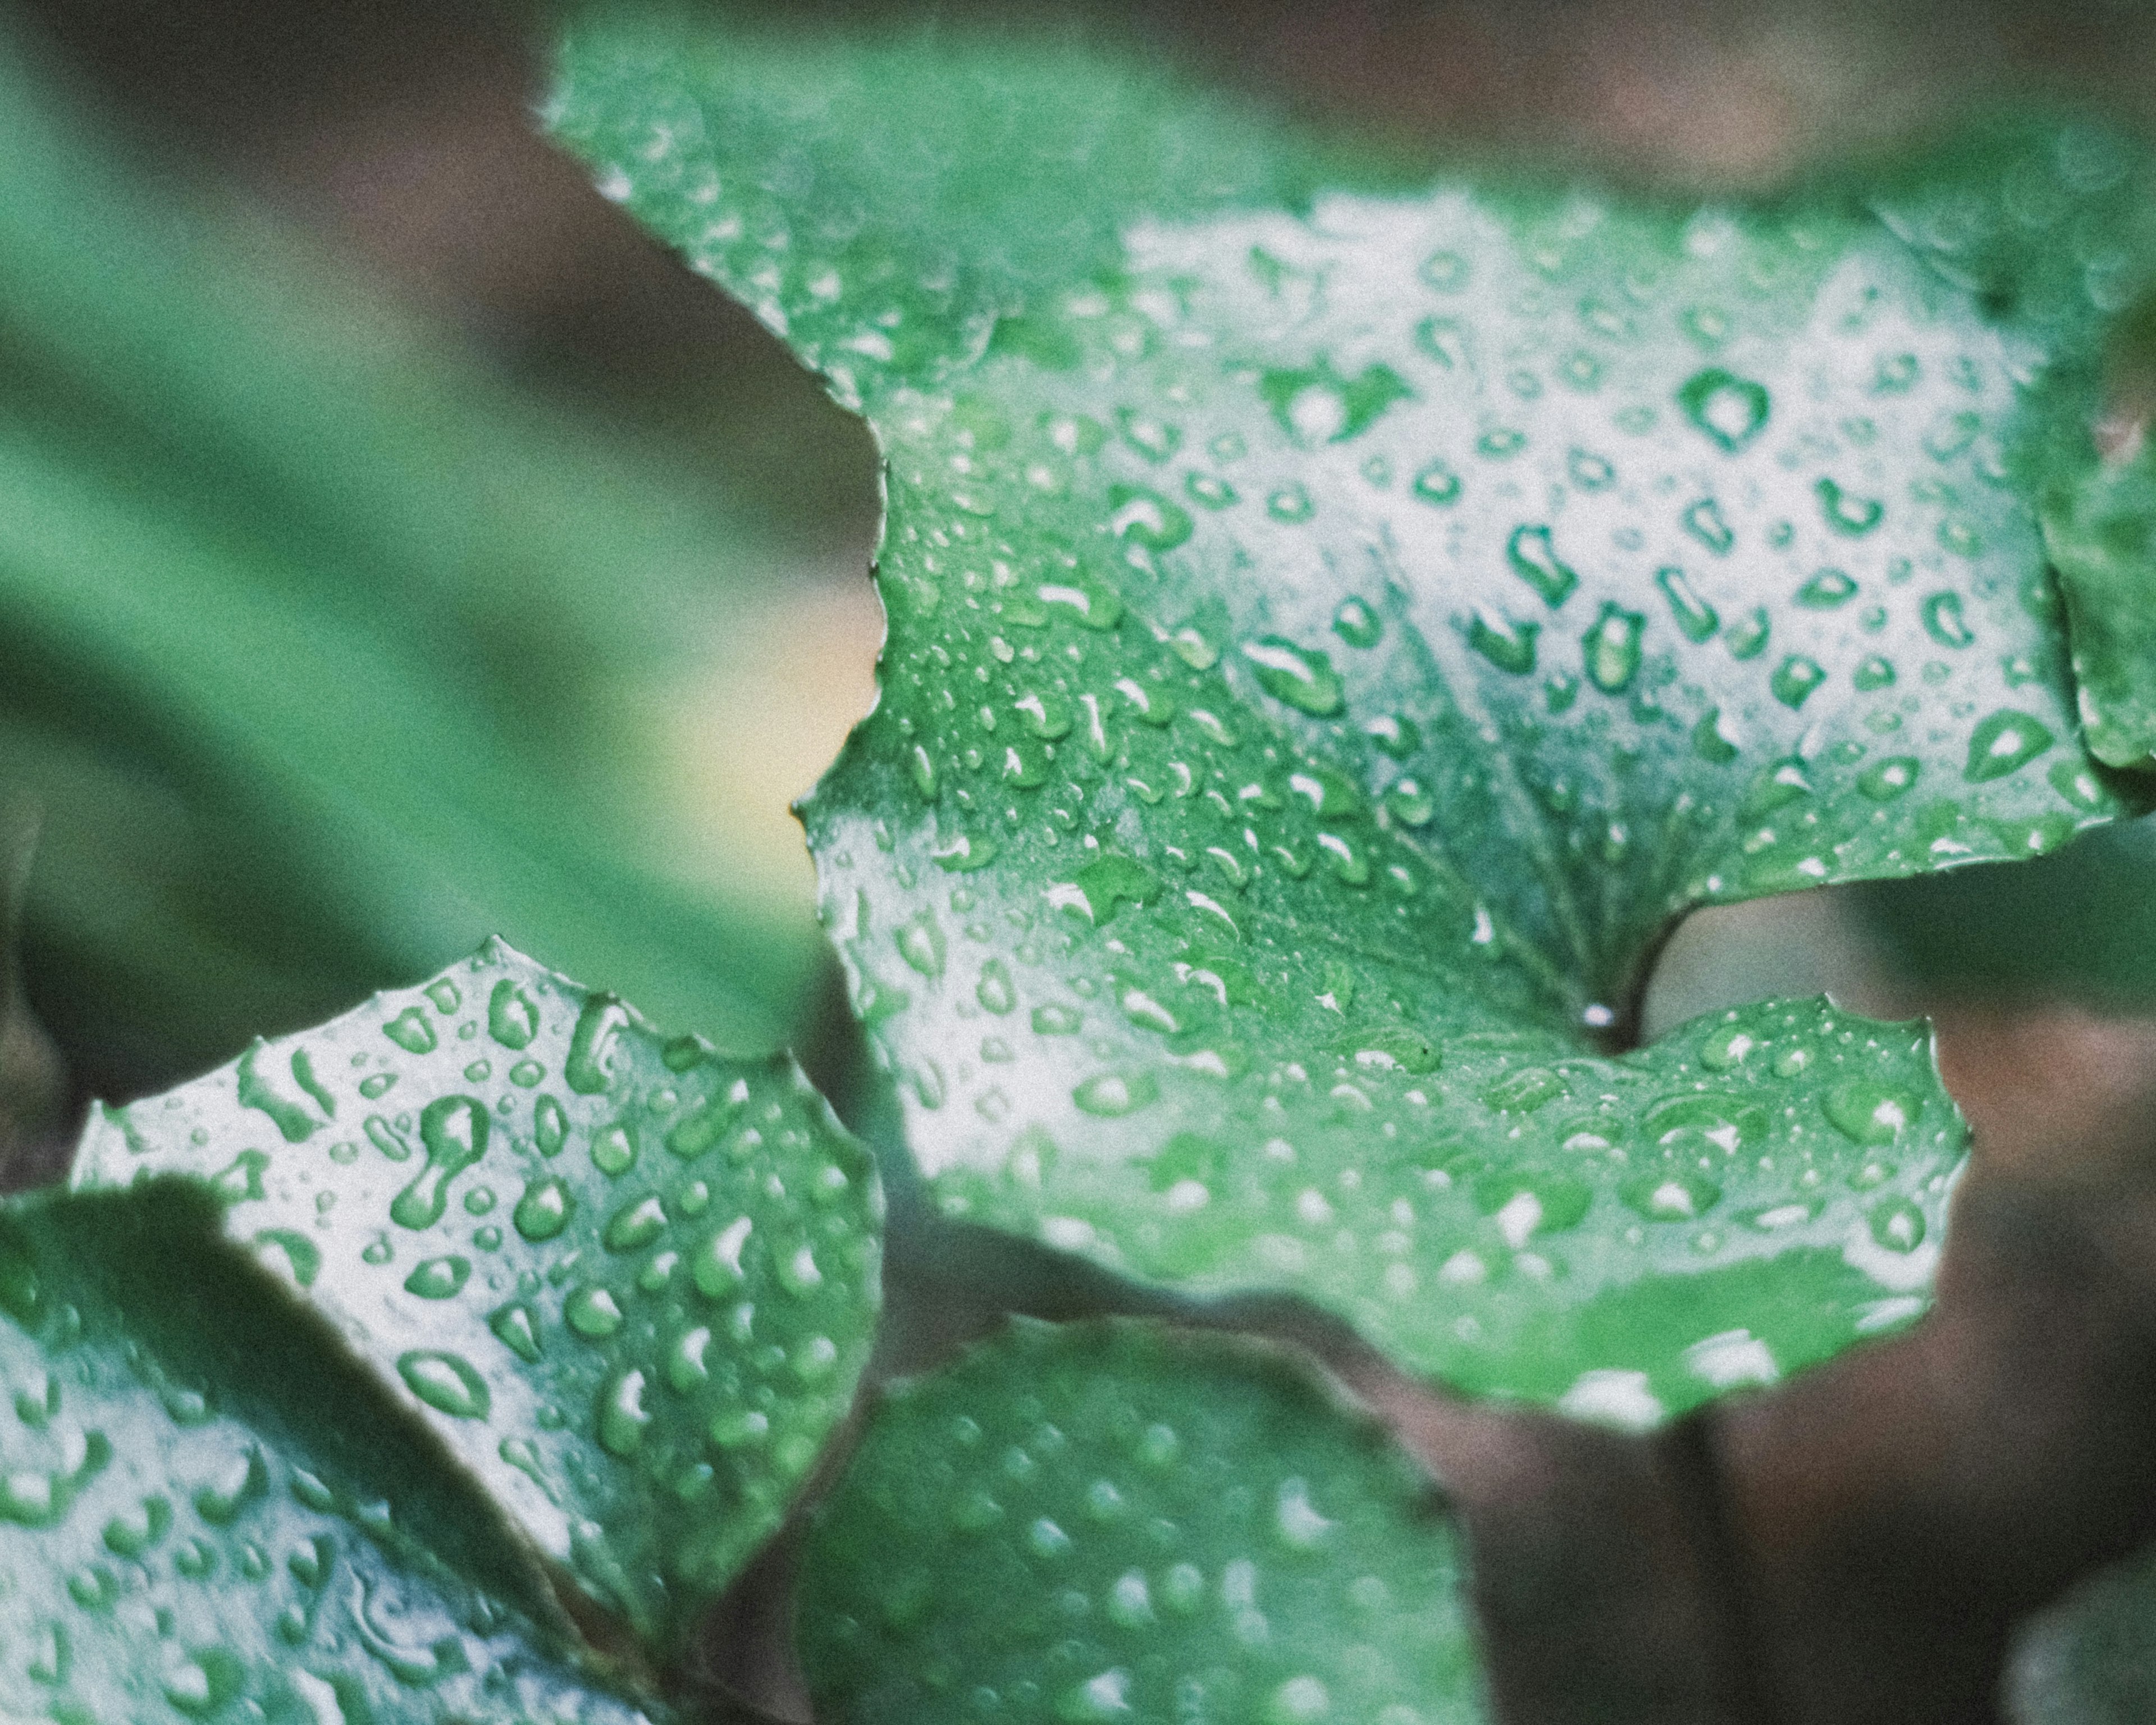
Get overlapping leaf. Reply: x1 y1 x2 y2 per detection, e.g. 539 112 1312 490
70 941 882 1645
549 19 2156 1418
800 1317 1486 1724
0 1184 663 1725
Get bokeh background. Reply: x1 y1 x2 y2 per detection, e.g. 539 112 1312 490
10 3 2156 1721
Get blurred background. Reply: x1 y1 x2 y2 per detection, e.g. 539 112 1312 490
10 4 2156 1719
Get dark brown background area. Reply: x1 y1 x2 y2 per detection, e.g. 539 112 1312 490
14 2 2156 1720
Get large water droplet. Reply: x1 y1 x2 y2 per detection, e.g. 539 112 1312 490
604 1196 669 1253
1770 656 1826 709
565 996 630 1095
1825 1079 1916 1145
1467 608 1538 674
1241 638 1344 715
487 980 540 1050
390 1096 489 1230
565 1285 624 1339
513 1177 573 1243
693 1216 754 1298
383 1008 436 1056
489 1303 542 1363
398 1352 490 1421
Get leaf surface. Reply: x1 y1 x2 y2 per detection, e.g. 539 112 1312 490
540 19 2156 1417
800 1317 1486 1724
0 1183 663 1724
70 941 882 1644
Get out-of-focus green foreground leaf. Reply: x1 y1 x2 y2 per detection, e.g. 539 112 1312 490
0 20 824 1088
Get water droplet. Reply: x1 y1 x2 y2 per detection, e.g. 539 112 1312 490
1411 459 1461 505
1107 485 1192 551
1965 710 2054 782
977 960 1016 1015
604 1196 669 1253
597 1369 652 1458
1467 608 1538 674
1921 591 1976 647
1385 778 1435 827
1268 1675 1331 1724
592 1122 637 1177
1332 597 1382 647
1858 757 1920 800
192 1448 266 1524
383 1008 436 1055
403 1256 470 1300
1582 604 1645 693
1826 1079 1915 1145
389 1096 489 1230
489 1303 542 1362
1683 498 1734 554
1698 1023 1756 1070
1478 426 1525 458
1692 707 1740 763
565 1285 624 1339
1817 478 1883 535
1770 656 1826 709
1677 367 1770 452
398 1351 489 1420
1853 655 1895 691
566 995 630 1094
1868 1197 1927 1253
1267 483 1315 522
694 1216 754 1298
1074 1072 1159 1117
534 1094 568 1157
1261 361 1411 445
1655 566 1718 642
102 1494 171 1557
513 1178 573 1243
162 1650 245 1719
1506 524 1577 607
1569 448 1616 490
1797 568 1858 608
897 913 947 978
487 980 540 1050
1241 638 1344 715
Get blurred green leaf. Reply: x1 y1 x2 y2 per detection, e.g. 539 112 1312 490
0 1181 667 1722
801 1317 1487 1724
71 939 883 1646
0 20 830 1088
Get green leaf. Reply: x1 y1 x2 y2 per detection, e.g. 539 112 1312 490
0 20 828 1078
545 19 2148 1420
800 1317 1486 1724
2008 1536 2156 1723
69 939 883 1645
2043 441 2156 772
0 1181 663 1723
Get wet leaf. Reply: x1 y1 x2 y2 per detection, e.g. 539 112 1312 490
800 1317 1485 1724
542 19 2156 1420
0 1183 663 1724
68 939 882 1645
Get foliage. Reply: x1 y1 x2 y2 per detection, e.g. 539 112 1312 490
7 4 2156 1722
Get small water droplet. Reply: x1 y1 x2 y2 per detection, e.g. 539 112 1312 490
398 1351 490 1420
566 996 630 1095
1825 1079 1915 1146
604 1196 669 1253
1853 655 1895 691
592 1121 637 1177
1411 459 1461 505
487 980 540 1050
565 1285 624 1339
1467 608 1538 675
1655 566 1718 642
1965 710 2054 782
1770 656 1826 709
1332 597 1382 647
1858 757 1920 800
1797 568 1858 608
1074 1072 1159 1116
1683 498 1734 554
1582 604 1645 693
383 1008 436 1055
489 1303 543 1363
1817 477 1883 535
597 1369 652 1458
535 1094 568 1156
1677 367 1770 452
1921 591 1976 647
1868 1197 1927 1254
403 1256 470 1300
1241 638 1344 715
513 1178 573 1243
1506 524 1577 607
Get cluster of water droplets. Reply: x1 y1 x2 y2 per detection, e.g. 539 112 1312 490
800 1318 1482 1724
0 1212 657 1725
72 942 881 1638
